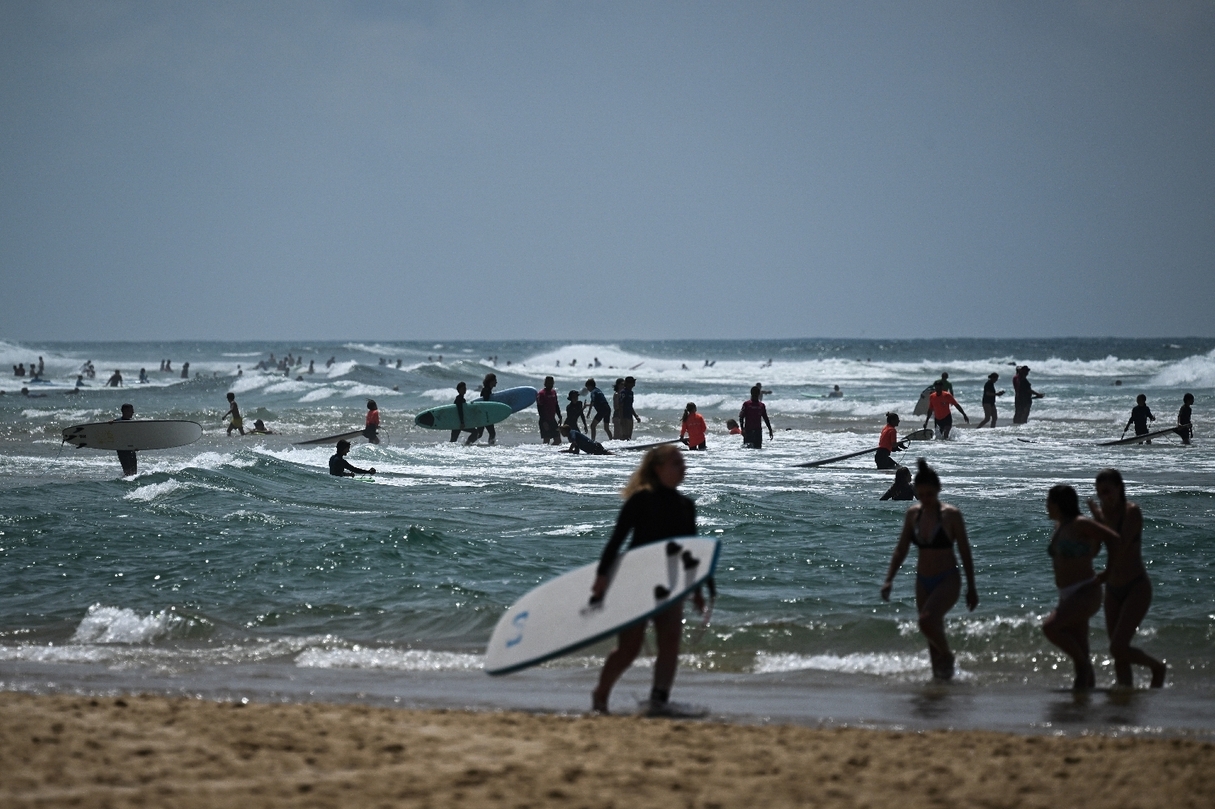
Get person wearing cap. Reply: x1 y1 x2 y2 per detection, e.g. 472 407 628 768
1012 366 1044 424
976 373 1005 428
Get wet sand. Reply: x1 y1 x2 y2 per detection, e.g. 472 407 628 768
2 691 1213 808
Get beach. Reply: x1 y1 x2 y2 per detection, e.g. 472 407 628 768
2 691 1213 809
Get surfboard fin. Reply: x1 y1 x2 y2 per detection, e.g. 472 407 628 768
681 550 699 569
665 541 682 556
654 585 671 600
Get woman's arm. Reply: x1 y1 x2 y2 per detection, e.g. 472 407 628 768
947 507 979 610
592 497 637 597
880 510 916 600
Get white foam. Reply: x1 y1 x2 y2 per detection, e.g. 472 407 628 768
1149 348 1215 387
753 651 931 676
70 605 180 644
123 479 187 502
294 646 483 671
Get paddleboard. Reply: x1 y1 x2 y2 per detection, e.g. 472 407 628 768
415 401 512 430
293 429 368 446
489 386 538 413
912 385 934 417
485 536 720 675
1100 427 1186 447
62 420 203 451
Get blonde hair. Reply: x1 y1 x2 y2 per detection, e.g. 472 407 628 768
622 444 683 498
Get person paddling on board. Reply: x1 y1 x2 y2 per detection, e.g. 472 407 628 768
114 403 137 477
881 459 978 680
537 376 561 445
559 424 613 455
923 380 968 439
1122 394 1156 443
591 445 706 714
679 402 707 450
585 378 613 441
223 392 245 436
363 400 381 444
329 439 375 477
876 412 909 469
1012 366 1044 424
1175 393 1194 445
739 384 773 448
975 372 1005 428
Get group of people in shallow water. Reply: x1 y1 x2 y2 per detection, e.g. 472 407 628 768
591 444 1169 715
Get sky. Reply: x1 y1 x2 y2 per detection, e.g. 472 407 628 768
2 1 1213 341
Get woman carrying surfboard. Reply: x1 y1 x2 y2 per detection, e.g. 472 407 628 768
591 445 706 714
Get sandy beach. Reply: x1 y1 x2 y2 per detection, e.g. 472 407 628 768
1 692 1212 808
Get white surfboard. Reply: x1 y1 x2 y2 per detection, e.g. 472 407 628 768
62 420 203 451
484 536 720 675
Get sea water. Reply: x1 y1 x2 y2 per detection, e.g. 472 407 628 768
1 338 1213 734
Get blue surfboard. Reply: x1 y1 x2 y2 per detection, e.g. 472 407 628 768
489 386 538 413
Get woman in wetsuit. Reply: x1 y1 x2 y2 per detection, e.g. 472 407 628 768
590 445 705 713
1041 484 1119 690
880 459 978 680
1088 469 1167 688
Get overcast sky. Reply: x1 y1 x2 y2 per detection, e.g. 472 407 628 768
2 1 1213 341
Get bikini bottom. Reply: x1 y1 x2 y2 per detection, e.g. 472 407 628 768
1106 572 1149 603
1057 576 1099 607
917 567 958 597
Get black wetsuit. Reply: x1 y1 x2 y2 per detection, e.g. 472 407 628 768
1129 404 1155 435
116 415 137 476
568 429 609 455
565 400 585 429
596 486 696 576
450 393 468 442
329 454 370 476
880 478 915 501
475 386 496 444
1177 404 1193 443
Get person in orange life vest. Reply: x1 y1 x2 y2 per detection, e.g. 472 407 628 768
679 402 708 450
922 380 968 439
876 412 909 469
363 399 381 444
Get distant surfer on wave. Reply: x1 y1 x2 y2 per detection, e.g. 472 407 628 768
329 440 375 477
591 445 705 714
875 412 908 469
114 403 137 477
880 459 978 680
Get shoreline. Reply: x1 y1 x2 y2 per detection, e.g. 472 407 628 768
3 690 1213 808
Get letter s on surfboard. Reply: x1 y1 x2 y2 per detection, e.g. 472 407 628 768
505 611 529 648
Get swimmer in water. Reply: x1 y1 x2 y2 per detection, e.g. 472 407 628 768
880 459 978 680
880 466 914 501
328 439 376 477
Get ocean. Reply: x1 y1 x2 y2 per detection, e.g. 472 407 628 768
2 337 1213 735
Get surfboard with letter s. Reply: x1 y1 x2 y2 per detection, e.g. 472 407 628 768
484 536 720 675
415 401 512 430
62 420 203 451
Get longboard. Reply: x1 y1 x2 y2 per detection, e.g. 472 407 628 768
797 429 931 468
489 386 538 413
620 438 687 452
912 386 934 417
1100 426 1187 446
415 401 512 430
485 536 720 675
294 429 368 446
62 420 203 451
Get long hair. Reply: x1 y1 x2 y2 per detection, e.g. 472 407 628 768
1048 484 1081 520
681 402 696 425
1095 468 1126 503
622 444 683 499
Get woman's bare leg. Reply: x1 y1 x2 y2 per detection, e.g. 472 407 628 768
651 601 684 698
1105 578 1165 688
592 623 646 711
916 570 961 678
1043 583 1101 689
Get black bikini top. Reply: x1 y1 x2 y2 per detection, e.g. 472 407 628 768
912 505 952 549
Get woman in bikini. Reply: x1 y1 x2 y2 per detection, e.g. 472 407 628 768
881 459 978 680
1087 469 1167 688
1041 484 1120 690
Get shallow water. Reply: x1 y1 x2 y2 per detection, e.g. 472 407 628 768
2 337 1212 733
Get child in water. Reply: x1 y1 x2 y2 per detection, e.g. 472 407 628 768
679 402 707 450
1123 394 1155 442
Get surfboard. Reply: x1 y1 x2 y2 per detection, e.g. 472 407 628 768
293 429 368 446
1100 427 1186 446
489 386 538 413
619 438 687 452
912 386 934 417
904 428 934 442
62 420 203 451
414 401 512 431
485 536 720 675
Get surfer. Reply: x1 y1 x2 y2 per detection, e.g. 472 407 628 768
880 459 978 680
559 425 613 455
223 392 245 436
106 370 123 387
679 403 707 450
328 440 376 477
180 362 189 379
250 419 274 435
363 400 381 444
138 368 148 384
449 382 475 443
114 403 137 476
591 445 704 714
1175 393 1194 445
739 385 774 448
1122 394 1156 442
468 374 498 446
1087 469 1167 688
537 377 561 445
564 390 588 433
611 379 625 440
935 372 953 393
617 376 640 440
922 380 968 439
876 412 908 469
585 379 613 441
827 385 843 398
975 372 1005 428
1041 484 1119 690
1012 366 1044 424
880 466 915 501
